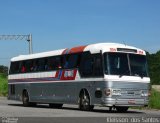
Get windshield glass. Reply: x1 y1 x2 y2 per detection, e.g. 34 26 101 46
104 53 149 77
129 54 148 77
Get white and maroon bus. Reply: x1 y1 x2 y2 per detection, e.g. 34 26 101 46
8 43 150 112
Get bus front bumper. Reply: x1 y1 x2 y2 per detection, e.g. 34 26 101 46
101 98 149 107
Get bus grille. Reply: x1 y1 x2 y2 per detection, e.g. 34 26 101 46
120 89 142 98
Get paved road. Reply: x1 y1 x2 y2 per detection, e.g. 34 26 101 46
0 97 160 123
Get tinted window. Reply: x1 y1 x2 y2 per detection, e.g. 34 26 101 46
48 56 62 70
80 57 94 77
79 52 103 78
9 54 81 74
9 62 20 74
38 59 45 71
94 55 103 77
67 54 80 69
108 53 130 76
104 52 149 77
62 54 81 69
30 60 39 72
129 54 148 77
25 60 32 72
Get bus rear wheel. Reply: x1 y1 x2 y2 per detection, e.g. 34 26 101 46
22 91 36 107
79 90 94 111
116 106 129 112
49 103 63 108
22 91 30 107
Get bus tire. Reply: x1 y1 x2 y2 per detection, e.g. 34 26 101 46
22 90 31 107
116 106 129 112
79 90 94 111
49 103 63 108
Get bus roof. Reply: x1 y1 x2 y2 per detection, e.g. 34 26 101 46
11 42 146 62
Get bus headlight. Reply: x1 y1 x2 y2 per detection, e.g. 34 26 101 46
141 90 150 97
104 88 111 96
112 89 121 96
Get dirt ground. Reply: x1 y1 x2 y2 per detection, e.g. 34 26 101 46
152 85 160 92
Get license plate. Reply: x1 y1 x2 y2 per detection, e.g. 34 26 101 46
128 100 135 104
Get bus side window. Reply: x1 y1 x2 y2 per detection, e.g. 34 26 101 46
55 56 62 69
79 52 103 78
21 61 26 73
63 55 69 69
44 58 49 71
76 54 82 67
47 56 62 70
68 54 80 69
47 57 54 70
79 52 94 77
93 55 103 77
26 60 32 73
30 60 38 72
9 62 19 74
38 58 45 71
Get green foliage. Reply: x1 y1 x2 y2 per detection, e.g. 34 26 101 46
146 51 160 85
0 73 8 96
0 65 8 96
149 89 160 109
131 89 160 110
0 65 8 77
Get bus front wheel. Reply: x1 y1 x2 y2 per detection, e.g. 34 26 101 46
79 90 94 111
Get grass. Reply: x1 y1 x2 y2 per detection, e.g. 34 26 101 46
131 89 160 110
148 89 160 109
0 73 8 96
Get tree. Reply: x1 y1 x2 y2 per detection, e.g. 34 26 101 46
146 51 160 85
0 65 8 77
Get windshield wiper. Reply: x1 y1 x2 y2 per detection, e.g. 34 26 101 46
119 70 130 78
134 73 144 78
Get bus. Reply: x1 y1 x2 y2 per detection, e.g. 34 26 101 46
8 43 150 112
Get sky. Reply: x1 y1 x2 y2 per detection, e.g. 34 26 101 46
0 0 160 66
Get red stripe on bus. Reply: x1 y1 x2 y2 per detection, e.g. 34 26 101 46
68 45 86 54
60 69 77 80
55 71 59 78
8 69 78 83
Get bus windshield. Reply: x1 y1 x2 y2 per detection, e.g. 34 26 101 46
104 53 149 77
